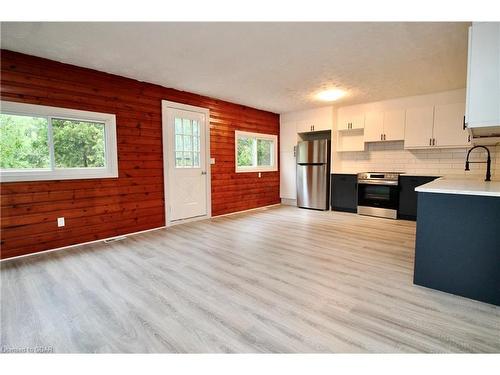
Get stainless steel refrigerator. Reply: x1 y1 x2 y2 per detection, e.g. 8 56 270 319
296 139 330 210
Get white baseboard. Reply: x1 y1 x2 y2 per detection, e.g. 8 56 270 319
212 203 281 218
1 225 167 262
2 203 284 262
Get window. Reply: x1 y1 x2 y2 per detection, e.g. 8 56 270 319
174 117 201 168
235 131 277 173
0 101 118 182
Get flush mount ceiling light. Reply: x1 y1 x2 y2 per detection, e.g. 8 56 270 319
315 89 345 102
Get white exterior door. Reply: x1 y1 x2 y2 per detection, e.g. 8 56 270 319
163 103 210 223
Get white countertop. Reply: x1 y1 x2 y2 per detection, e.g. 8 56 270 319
415 177 500 197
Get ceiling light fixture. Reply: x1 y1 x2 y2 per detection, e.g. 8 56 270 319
315 89 345 102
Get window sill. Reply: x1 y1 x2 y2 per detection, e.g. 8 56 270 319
235 167 278 173
0 168 118 183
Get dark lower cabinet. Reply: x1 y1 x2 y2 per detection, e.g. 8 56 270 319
398 175 439 220
331 174 357 212
414 192 500 306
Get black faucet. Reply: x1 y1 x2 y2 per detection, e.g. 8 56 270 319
465 145 491 182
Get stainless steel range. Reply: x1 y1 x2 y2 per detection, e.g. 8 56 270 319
357 172 400 219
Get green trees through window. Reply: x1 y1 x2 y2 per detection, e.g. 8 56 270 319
0 114 106 170
236 132 276 172
52 118 105 168
0 114 50 169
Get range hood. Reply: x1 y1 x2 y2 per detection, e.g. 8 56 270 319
465 22 500 146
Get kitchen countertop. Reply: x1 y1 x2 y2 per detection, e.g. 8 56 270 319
415 177 500 197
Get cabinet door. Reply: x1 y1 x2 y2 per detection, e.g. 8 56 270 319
434 102 470 147
279 151 296 199
296 121 313 133
280 120 298 153
466 23 500 127
331 174 357 212
383 109 405 141
312 106 333 131
398 176 439 220
364 111 384 142
338 108 364 130
404 106 434 148
350 114 365 129
337 112 351 131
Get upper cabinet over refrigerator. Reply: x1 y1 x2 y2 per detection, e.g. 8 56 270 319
465 22 500 143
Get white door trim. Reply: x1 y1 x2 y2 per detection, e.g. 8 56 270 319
161 100 211 227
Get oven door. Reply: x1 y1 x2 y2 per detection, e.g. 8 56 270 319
357 183 399 210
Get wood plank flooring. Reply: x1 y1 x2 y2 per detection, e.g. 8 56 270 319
1 205 499 353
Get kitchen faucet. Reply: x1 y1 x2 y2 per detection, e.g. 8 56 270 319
465 145 491 181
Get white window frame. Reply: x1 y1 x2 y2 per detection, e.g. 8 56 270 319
0 101 118 182
235 130 278 173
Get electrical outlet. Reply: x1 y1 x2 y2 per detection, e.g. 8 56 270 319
258 172 262 178
210 158 216 165
57 217 65 227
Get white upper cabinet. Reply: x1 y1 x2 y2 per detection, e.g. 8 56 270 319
296 120 314 133
465 22 500 132
295 107 333 133
405 103 470 149
383 109 405 141
280 120 298 153
338 107 365 130
404 106 434 148
434 102 470 147
364 109 405 142
364 111 384 142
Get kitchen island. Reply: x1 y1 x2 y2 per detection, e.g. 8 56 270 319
414 178 500 306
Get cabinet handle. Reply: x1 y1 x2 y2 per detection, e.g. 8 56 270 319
432 138 436 146
463 116 467 130
429 138 432 146
468 135 471 143
383 134 386 141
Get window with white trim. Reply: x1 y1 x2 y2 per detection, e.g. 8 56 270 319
0 101 118 182
235 130 278 173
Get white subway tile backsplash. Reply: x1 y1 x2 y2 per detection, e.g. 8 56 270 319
336 143 500 178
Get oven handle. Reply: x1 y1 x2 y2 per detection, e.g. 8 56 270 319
357 180 399 186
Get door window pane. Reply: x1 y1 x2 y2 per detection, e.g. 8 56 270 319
183 118 192 135
193 121 199 136
52 118 105 168
175 117 183 134
174 117 201 168
193 152 200 167
175 135 184 151
175 151 184 167
183 135 192 150
183 151 193 167
193 136 199 152
0 113 50 169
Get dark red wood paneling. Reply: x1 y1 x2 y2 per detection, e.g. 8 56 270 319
0 50 280 259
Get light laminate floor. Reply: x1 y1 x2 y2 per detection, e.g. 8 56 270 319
1 205 499 353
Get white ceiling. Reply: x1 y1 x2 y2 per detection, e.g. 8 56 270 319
0 22 469 114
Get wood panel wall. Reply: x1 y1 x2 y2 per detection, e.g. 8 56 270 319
0 50 280 259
